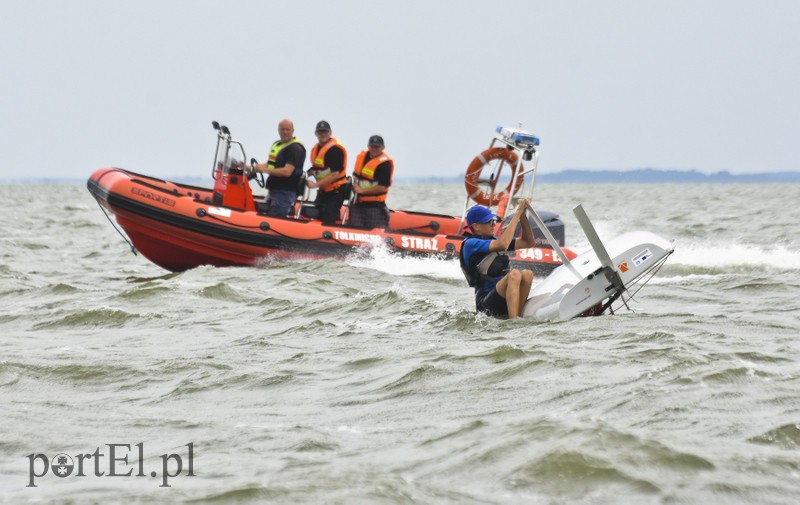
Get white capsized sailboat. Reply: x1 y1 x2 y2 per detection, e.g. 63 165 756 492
522 203 674 322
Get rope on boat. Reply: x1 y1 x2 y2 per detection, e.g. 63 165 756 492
607 252 673 315
95 199 138 256
202 213 332 242
201 212 395 248
389 219 440 234
621 252 673 301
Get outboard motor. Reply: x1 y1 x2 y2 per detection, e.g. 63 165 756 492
210 122 256 212
501 209 565 248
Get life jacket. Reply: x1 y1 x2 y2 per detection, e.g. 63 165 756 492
459 235 511 288
353 150 394 203
268 137 303 170
309 138 347 192
266 138 305 192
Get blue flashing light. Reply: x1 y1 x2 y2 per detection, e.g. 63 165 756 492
495 125 539 146
512 132 539 146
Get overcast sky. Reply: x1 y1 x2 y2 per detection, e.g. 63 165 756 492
2 0 798 180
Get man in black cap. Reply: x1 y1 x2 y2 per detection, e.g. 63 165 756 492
306 121 349 225
350 135 394 229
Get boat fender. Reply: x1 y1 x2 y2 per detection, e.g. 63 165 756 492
496 193 510 219
343 181 353 201
296 172 308 196
260 222 270 231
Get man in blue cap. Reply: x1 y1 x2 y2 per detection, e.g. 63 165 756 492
459 201 535 319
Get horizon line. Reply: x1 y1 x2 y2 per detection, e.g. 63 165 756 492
3 168 800 185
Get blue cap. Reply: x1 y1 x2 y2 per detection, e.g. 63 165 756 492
466 206 499 226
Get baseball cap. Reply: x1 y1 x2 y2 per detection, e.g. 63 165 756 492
466 206 499 226
315 120 331 132
368 135 384 146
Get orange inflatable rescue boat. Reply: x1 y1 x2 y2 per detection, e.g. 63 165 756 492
87 123 575 274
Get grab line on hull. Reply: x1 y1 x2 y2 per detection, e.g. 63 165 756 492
201 210 380 248
94 197 138 256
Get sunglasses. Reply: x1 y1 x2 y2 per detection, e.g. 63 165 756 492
474 218 498 226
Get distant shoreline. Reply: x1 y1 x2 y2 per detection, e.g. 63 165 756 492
401 169 800 184
4 168 800 185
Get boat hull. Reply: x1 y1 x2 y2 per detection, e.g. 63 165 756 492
522 231 675 321
88 168 574 274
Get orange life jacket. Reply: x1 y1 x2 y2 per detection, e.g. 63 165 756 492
353 150 394 203
309 138 347 191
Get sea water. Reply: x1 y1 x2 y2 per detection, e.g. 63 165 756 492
1 182 799 504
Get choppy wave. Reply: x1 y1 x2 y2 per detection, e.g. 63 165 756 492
32 307 148 329
749 424 800 449
3 183 800 504
665 241 800 273
347 243 464 280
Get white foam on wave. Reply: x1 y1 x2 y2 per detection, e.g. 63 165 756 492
346 235 800 281
668 241 800 271
646 273 723 285
345 243 464 279
569 233 799 272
